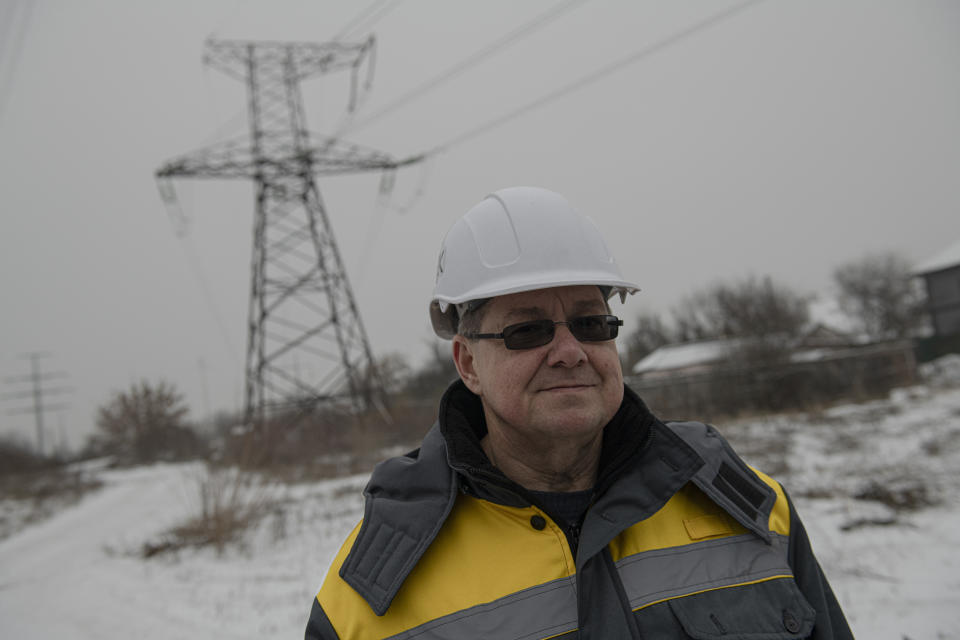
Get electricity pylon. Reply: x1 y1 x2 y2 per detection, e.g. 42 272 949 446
156 39 419 426
3 352 71 456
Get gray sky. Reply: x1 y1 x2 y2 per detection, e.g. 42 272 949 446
1 0 958 450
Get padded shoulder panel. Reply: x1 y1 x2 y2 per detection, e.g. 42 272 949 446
665 421 777 543
340 423 459 615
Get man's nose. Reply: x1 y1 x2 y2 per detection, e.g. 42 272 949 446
546 323 587 366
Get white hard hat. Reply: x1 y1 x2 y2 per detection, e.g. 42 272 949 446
430 186 639 339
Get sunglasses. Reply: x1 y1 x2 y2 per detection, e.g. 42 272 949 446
465 315 623 350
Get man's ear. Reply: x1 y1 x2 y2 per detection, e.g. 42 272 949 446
452 336 482 395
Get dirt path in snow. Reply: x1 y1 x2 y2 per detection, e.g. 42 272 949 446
0 464 218 639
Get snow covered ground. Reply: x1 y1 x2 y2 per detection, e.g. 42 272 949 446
720 379 960 639
2 361 960 639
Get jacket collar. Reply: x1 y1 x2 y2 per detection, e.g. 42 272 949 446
440 379 667 508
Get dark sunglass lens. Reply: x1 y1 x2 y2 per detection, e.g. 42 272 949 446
503 320 554 349
571 315 620 341
569 315 609 341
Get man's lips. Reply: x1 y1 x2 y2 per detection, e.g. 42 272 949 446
539 382 595 392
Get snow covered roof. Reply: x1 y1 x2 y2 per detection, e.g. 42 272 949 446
631 297 862 376
632 338 739 374
805 296 858 336
913 239 960 275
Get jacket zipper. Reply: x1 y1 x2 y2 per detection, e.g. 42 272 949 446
566 521 581 557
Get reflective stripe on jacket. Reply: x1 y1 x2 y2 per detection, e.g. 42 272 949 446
305 382 852 640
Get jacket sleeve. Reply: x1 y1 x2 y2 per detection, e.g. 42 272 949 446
304 597 341 640
785 494 854 640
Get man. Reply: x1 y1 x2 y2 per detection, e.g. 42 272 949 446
305 187 852 639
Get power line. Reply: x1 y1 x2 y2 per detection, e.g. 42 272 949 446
334 0 404 42
351 157 434 288
0 0 34 125
180 235 244 369
333 0 388 40
156 178 243 368
345 0 590 133
424 0 765 156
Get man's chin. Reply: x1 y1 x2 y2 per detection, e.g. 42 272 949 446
535 402 607 432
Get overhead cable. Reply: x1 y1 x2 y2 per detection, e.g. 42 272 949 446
179 234 242 368
425 0 765 156
334 0 403 42
0 0 34 125
157 179 242 365
346 0 590 133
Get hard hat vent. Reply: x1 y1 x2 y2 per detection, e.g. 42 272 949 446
581 216 615 265
464 197 521 268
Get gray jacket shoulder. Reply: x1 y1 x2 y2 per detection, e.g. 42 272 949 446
665 421 778 542
338 423 458 616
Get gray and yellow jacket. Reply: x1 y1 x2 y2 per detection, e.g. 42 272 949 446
305 381 852 639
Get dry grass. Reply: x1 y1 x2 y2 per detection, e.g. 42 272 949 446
0 467 103 541
853 479 939 512
142 465 276 557
213 396 436 481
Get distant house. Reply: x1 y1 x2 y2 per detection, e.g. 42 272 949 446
914 240 960 337
632 338 741 379
631 327 854 380
627 323 914 419
631 304 856 380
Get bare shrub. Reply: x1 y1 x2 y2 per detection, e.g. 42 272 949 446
0 435 103 539
0 434 58 476
367 352 413 396
854 479 938 512
213 393 435 481
90 380 207 465
921 428 960 456
795 487 840 500
1 469 103 540
204 337 457 480
142 465 275 557
403 340 459 399
839 515 899 532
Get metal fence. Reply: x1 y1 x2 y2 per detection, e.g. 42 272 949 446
625 341 917 422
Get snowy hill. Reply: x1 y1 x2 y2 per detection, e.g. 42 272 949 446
3 363 960 638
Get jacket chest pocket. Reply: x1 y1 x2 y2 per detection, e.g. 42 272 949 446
665 579 816 639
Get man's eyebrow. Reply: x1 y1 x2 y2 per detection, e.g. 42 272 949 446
570 298 607 314
502 299 606 324
502 307 547 323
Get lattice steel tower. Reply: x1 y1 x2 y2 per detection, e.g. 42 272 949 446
157 39 416 425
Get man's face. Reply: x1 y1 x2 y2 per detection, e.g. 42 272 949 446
453 285 624 447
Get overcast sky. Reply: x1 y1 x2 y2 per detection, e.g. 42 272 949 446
1 0 957 450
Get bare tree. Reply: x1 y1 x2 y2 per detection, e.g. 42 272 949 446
91 380 203 464
672 275 810 342
368 352 412 396
833 251 926 341
403 340 459 398
622 312 675 372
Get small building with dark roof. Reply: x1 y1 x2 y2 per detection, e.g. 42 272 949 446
914 240 960 337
